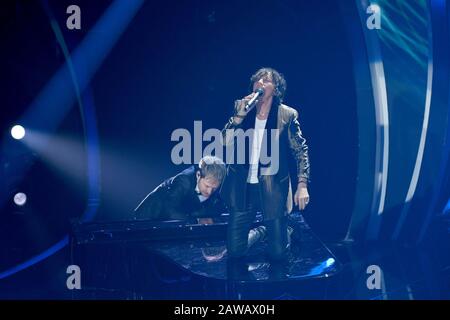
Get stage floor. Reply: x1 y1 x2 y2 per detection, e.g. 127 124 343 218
145 213 341 283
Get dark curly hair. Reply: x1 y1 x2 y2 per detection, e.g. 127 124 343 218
250 67 287 106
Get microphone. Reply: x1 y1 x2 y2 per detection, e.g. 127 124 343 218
244 88 265 112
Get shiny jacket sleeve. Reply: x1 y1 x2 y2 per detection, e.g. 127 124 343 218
288 109 310 185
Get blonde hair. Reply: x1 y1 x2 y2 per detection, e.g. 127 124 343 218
198 156 226 183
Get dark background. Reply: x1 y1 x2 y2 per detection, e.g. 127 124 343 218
6 0 450 278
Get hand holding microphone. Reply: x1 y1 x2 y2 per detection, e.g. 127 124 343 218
244 87 265 112
233 88 265 125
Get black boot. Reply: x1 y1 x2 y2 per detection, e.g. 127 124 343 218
247 225 267 248
227 210 256 258
265 217 289 261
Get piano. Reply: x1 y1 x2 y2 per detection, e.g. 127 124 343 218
70 212 342 299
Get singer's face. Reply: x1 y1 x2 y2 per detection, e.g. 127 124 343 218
252 74 275 101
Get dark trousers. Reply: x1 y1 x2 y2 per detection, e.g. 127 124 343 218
227 183 289 261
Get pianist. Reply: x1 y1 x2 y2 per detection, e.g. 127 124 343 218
134 156 227 222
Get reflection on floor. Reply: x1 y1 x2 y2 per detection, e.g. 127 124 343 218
146 213 340 283
1 214 449 299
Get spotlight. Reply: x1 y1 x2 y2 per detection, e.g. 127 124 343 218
11 125 26 140
13 192 27 206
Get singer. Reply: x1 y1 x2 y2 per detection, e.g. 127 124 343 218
221 67 311 261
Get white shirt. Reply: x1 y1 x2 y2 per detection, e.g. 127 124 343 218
247 117 267 184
